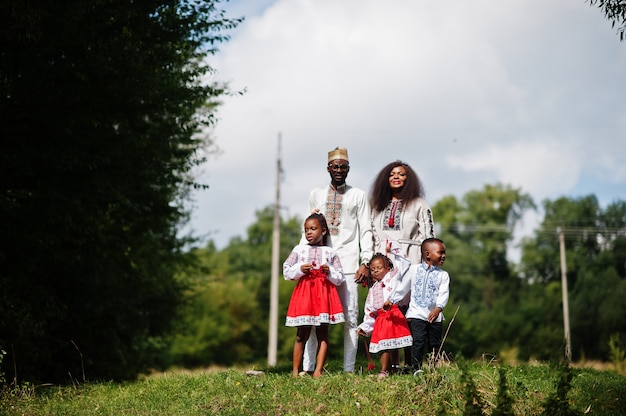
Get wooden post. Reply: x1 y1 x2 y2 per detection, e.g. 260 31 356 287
268 134 281 366
558 227 572 363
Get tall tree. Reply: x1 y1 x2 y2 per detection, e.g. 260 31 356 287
437 184 534 305
434 184 535 358
520 195 601 285
0 0 240 382
519 196 626 360
169 208 305 367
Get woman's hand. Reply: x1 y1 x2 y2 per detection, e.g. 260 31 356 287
385 240 392 253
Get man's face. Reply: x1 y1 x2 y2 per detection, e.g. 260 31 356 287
327 158 349 186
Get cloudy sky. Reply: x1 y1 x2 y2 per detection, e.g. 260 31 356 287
183 0 626 253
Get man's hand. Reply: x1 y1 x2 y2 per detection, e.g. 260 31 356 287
382 300 393 311
353 264 369 283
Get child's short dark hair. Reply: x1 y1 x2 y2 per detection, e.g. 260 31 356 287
421 237 445 256
306 212 330 245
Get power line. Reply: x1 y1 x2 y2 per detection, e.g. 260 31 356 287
438 223 625 236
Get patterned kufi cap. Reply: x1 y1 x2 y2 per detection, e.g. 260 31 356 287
327 147 349 163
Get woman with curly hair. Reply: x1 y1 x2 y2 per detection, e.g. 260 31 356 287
369 161 436 369
369 160 436 265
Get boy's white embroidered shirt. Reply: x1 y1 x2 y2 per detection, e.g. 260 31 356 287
388 262 450 322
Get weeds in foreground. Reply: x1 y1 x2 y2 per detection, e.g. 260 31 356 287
0 348 5 386
2 360 626 416
493 367 515 416
459 360 485 416
456 361 588 416
609 333 626 375
541 363 581 416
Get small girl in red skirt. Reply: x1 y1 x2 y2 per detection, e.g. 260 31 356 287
357 243 412 378
284 213 345 377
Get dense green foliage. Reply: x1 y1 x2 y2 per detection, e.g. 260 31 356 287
433 184 537 360
426 188 625 364
3 361 626 415
167 207 366 368
520 197 626 361
0 0 240 382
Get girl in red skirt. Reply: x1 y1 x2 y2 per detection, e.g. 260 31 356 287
357 243 412 378
284 213 345 377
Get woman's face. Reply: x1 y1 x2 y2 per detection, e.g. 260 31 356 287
388 166 407 190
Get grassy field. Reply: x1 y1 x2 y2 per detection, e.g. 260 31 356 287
2 359 626 415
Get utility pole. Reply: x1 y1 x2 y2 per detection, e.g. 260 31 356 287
557 227 572 363
268 134 282 366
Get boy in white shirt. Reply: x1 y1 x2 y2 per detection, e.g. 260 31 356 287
384 238 450 375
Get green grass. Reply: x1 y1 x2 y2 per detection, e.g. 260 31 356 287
2 360 626 415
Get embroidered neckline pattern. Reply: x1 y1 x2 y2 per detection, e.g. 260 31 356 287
383 200 403 230
326 185 344 236
307 245 321 265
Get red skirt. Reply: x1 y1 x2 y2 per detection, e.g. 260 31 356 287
285 268 345 327
369 304 413 353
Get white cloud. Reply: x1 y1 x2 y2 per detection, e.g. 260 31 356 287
447 139 582 201
185 0 626 250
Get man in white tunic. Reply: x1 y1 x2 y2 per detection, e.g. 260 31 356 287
302 147 374 373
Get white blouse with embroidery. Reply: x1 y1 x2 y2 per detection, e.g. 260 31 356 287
283 244 345 286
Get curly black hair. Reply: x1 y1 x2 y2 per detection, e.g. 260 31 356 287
369 252 394 270
369 160 425 212
359 252 394 288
